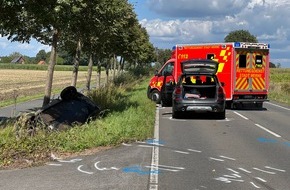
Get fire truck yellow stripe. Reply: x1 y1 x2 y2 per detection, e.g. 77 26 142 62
246 54 250 68
217 63 225 73
220 50 226 56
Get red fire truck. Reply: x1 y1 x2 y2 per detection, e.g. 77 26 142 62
147 42 270 108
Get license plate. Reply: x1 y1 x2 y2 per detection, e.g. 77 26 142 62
187 106 212 111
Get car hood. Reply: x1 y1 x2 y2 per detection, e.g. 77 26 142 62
181 59 219 75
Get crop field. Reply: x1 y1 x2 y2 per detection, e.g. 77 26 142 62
0 69 101 102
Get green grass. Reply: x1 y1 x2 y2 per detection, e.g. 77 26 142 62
0 76 156 168
269 68 290 105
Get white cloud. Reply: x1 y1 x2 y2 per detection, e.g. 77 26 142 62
147 0 249 18
140 0 290 67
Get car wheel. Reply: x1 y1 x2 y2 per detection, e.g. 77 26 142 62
172 109 181 119
216 110 225 119
60 86 78 101
150 89 161 104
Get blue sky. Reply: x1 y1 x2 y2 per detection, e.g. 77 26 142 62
1 0 290 68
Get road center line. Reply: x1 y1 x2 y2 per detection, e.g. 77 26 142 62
149 108 159 190
233 111 249 120
255 124 281 138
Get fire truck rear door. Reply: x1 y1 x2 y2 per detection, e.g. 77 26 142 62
234 50 267 93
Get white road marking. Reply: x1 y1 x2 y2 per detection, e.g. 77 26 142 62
174 150 190 154
149 108 159 190
94 161 119 171
145 165 185 172
265 102 290 111
255 177 267 183
219 155 236 161
223 175 238 179
265 166 286 172
255 124 281 138
209 157 224 162
47 163 62 166
233 111 249 120
250 182 261 189
154 164 185 170
187 149 202 153
215 177 244 183
77 165 94 175
253 167 276 174
57 158 82 163
238 168 252 173
227 168 240 174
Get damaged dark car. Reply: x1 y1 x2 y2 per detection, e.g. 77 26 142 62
14 86 100 135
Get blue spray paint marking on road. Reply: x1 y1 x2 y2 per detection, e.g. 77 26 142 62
146 139 164 145
283 142 290 147
257 137 278 143
122 165 159 175
258 138 290 148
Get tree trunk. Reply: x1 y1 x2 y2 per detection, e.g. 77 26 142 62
106 59 110 85
97 59 101 88
86 52 93 90
71 39 81 87
113 54 116 79
42 29 59 107
121 58 125 71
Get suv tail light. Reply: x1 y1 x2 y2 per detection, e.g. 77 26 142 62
174 86 182 95
173 86 183 101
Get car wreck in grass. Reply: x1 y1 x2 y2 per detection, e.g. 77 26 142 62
14 86 101 137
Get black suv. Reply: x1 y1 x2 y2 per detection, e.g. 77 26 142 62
172 59 226 119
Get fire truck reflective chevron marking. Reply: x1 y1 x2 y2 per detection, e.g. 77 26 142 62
236 78 249 90
253 78 265 90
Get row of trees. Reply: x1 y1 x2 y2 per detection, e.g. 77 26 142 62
1 0 155 106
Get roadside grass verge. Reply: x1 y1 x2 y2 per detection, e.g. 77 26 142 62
0 72 156 169
269 68 290 105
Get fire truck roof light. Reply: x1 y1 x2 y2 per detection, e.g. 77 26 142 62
234 42 241 48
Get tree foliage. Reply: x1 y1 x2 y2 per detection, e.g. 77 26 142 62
224 30 258 43
0 0 155 105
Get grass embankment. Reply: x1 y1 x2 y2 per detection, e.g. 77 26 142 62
0 71 156 169
269 68 290 105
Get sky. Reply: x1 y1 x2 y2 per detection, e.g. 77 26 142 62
1 0 290 68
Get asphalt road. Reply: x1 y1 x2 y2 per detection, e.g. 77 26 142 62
0 98 43 119
1 101 290 190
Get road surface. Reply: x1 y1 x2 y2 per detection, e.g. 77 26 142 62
0 101 290 190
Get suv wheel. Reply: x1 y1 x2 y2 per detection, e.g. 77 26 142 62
215 110 225 119
172 110 181 119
